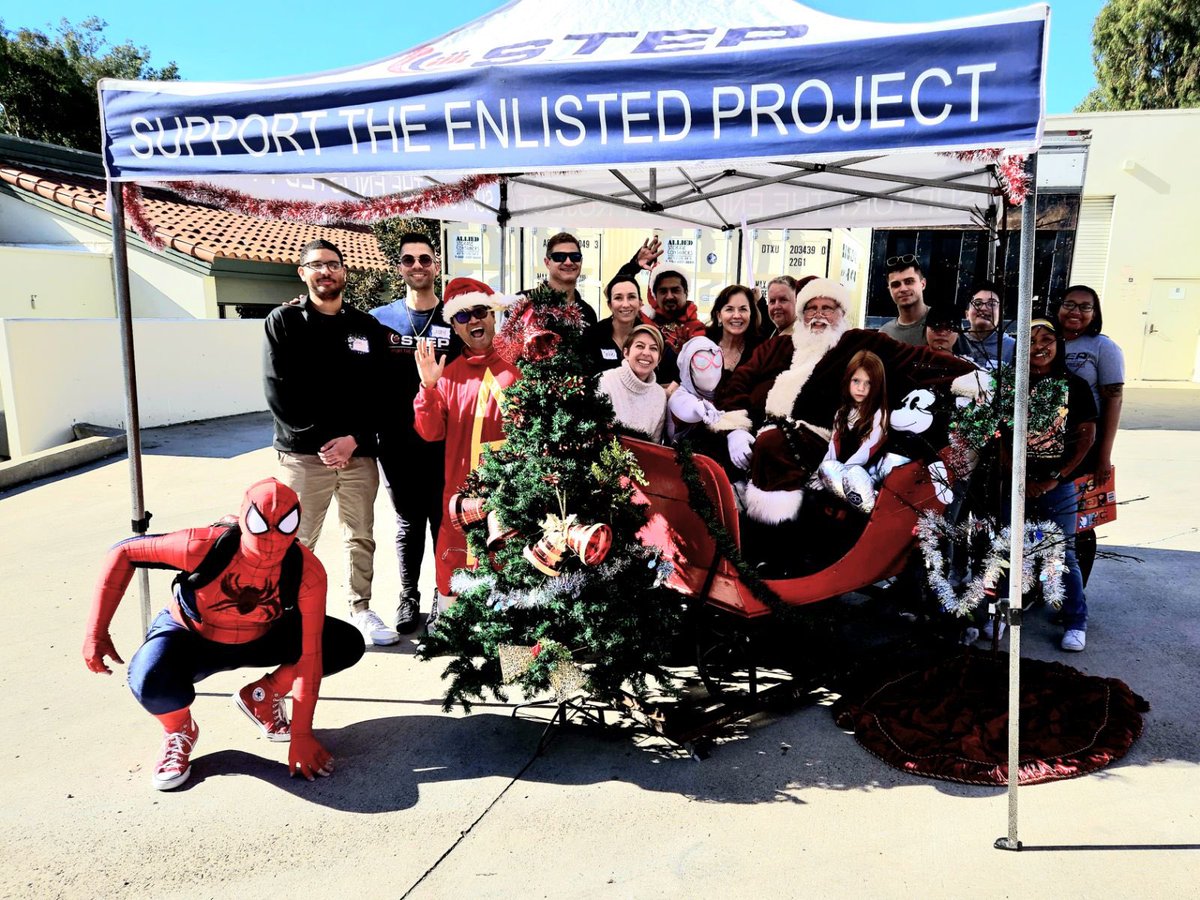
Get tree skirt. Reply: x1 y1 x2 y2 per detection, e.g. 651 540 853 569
832 649 1149 785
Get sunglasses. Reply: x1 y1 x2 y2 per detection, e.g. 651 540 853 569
886 253 918 267
970 299 1000 311
548 251 584 264
1060 300 1094 313
452 306 491 325
399 253 435 267
302 260 343 272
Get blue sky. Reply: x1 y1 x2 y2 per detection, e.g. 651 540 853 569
3 0 1104 113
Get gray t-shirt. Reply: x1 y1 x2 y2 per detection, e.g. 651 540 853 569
1063 333 1125 409
956 331 1016 371
879 311 928 346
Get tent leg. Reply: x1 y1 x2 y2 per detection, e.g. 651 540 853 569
997 152 1038 852
107 181 152 634
497 177 510 293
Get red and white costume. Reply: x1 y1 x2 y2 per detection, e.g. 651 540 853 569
721 328 979 523
414 345 520 596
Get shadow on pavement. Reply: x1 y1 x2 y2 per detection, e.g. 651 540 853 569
142 411 274 459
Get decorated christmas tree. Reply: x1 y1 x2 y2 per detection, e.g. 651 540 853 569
420 285 682 711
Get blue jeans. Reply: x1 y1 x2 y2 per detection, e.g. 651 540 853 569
1026 479 1087 631
128 608 365 714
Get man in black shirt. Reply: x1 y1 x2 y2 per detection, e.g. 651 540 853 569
263 239 398 646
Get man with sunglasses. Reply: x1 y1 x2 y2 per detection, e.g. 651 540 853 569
413 277 520 625
527 232 661 327
369 233 460 635
264 239 398 647
880 255 930 346
955 280 1015 370
534 232 599 326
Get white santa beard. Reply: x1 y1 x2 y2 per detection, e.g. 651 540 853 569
763 320 846 419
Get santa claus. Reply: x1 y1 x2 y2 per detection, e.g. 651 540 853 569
717 278 984 524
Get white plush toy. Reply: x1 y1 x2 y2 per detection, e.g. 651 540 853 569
668 336 726 442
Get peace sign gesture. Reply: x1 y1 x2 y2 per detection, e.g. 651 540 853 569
415 338 446 389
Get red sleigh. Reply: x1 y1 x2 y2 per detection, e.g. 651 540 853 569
624 437 948 617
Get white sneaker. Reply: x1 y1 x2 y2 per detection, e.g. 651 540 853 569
1061 629 1087 652
982 618 1006 641
352 609 400 646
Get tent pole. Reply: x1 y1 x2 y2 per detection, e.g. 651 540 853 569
107 180 152 634
497 177 510 293
996 152 1038 853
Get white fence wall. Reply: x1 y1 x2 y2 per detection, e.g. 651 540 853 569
0 318 266 458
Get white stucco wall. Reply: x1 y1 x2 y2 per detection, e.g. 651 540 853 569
0 193 215 318
0 245 116 319
0 318 266 458
1050 109 1200 381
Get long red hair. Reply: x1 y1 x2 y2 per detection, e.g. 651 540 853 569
834 350 889 454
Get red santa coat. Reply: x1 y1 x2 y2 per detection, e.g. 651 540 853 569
414 346 520 595
719 329 976 521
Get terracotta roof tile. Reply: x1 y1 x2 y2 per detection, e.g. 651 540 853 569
0 164 390 271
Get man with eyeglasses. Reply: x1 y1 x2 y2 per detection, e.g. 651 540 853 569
264 239 399 647
413 277 520 628
955 280 1015 370
369 232 461 635
880 255 930 346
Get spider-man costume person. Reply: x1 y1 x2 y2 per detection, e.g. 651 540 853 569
82 479 364 791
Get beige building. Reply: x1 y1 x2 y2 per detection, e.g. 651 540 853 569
0 135 392 460
1052 109 1200 383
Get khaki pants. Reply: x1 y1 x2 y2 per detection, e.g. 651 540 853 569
276 452 378 610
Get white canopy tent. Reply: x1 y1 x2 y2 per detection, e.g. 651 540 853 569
97 0 1052 846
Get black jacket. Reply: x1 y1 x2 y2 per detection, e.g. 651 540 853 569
263 300 386 456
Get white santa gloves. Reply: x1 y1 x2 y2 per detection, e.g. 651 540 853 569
727 429 754 469
668 390 722 426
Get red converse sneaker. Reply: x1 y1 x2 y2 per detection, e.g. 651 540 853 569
152 717 199 791
234 678 291 742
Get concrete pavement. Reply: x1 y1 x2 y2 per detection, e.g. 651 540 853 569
1 387 1196 898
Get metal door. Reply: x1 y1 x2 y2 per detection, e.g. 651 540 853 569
1141 278 1200 381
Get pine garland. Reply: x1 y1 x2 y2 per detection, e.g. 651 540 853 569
674 442 781 610
950 364 1067 451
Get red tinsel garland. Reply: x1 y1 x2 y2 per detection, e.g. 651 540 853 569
121 184 167 252
939 149 1030 206
120 173 500 252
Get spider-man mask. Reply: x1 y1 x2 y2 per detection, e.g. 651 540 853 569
239 478 301 564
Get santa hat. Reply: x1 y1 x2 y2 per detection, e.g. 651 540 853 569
442 277 503 322
797 277 850 314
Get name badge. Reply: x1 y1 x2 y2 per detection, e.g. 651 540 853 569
431 325 451 340
601 348 619 360
349 336 369 354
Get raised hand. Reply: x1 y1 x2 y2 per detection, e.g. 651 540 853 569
414 338 447 389
636 236 664 271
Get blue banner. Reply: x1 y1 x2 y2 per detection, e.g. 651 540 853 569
101 21 1044 180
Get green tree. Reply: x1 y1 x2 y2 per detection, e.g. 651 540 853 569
1077 0 1200 111
421 286 683 711
0 16 179 150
